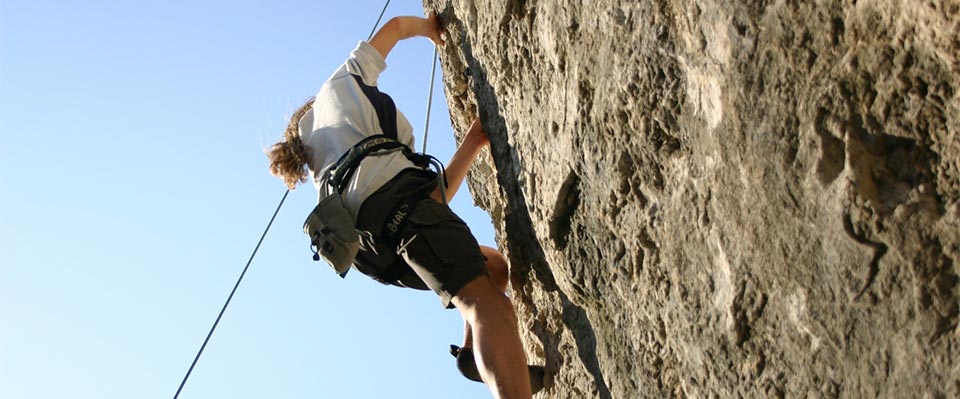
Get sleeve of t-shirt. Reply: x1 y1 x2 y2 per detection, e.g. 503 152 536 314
343 41 387 86
310 41 389 136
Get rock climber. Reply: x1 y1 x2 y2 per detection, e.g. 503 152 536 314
266 13 541 399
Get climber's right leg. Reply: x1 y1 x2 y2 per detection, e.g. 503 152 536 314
462 245 509 348
452 275 532 399
481 246 510 291
396 198 531 398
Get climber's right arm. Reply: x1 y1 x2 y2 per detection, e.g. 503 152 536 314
369 14 445 60
430 118 489 203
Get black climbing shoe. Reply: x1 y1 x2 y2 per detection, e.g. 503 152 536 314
449 345 545 394
450 344 483 382
528 363 545 394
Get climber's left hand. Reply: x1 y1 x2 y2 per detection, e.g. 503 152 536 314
421 12 446 47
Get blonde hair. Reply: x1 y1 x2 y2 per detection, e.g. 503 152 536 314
267 99 314 189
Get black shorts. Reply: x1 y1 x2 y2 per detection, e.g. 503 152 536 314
354 169 488 308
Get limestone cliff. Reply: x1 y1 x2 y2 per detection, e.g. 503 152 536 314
426 0 960 397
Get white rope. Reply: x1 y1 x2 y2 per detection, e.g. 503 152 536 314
421 46 439 154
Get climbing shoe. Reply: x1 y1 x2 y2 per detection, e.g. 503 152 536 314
449 345 545 394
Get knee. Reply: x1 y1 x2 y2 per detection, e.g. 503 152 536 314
453 276 515 321
480 246 509 291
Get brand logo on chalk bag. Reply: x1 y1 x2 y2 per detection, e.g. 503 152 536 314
386 204 410 234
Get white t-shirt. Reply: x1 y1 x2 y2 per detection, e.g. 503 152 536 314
299 41 418 218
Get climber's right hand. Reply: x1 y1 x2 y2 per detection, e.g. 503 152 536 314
465 118 489 147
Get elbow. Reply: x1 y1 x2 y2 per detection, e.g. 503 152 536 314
369 17 409 59
381 17 408 38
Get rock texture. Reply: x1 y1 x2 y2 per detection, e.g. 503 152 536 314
427 0 959 397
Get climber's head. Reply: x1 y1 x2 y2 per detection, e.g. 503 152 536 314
267 99 314 189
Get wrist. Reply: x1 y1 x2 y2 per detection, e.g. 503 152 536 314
414 17 434 39
465 128 490 147
463 133 490 150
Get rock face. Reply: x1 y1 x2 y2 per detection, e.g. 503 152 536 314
427 0 959 397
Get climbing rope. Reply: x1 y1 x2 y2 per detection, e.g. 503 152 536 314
171 1 445 397
422 46 438 154
172 190 288 399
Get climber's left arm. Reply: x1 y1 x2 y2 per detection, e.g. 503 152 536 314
431 118 489 203
369 14 444 60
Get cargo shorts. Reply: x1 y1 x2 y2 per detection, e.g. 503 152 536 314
354 169 488 308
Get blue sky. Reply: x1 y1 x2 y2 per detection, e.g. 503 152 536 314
0 1 497 398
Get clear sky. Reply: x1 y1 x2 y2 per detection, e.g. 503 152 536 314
1 1 497 398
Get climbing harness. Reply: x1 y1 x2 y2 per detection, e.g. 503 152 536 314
304 134 447 277
171 0 450 397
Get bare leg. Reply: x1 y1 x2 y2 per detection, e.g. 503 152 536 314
453 275 532 399
463 246 509 348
